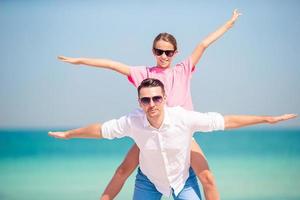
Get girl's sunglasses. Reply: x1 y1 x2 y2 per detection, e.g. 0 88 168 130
153 48 175 57
139 95 163 105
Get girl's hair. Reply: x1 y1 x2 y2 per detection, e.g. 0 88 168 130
152 33 177 51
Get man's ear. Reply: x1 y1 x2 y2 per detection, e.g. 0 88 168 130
163 95 167 102
138 98 142 108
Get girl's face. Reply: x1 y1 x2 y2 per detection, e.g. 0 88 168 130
153 40 177 68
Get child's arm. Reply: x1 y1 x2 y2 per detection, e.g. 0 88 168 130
100 145 139 200
58 56 131 76
190 140 220 200
190 9 242 67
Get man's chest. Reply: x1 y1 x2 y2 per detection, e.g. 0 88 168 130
132 125 191 152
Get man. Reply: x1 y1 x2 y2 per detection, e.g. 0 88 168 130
49 78 296 200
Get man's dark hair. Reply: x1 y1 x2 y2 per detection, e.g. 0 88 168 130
137 78 165 96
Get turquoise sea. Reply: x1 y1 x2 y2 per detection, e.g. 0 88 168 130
1 129 300 200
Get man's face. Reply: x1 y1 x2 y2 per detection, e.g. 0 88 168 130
138 86 166 119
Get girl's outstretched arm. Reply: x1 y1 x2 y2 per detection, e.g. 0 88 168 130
190 9 242 67
58 56 131 76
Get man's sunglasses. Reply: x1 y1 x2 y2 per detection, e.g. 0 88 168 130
153 48 175 57
139 95 163 105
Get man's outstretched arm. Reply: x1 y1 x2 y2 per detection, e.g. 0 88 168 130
224 114 297 129
48 123 102 139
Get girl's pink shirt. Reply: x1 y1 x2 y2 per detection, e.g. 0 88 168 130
128 57 195 111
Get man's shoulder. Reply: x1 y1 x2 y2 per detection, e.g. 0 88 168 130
127 108 144 118
166 106 189 115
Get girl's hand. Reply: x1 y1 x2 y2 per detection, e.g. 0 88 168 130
228 9 242 27
58 56 81 65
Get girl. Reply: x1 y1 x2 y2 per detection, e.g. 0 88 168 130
58 9 241 200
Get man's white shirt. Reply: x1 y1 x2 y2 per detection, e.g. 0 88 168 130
102 106 224 196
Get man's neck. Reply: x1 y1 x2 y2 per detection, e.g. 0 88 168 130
147 112 165 129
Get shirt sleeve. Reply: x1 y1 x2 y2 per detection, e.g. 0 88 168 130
127 66 148 87
101 115 132 139
174 57 196 77
185 110 225 133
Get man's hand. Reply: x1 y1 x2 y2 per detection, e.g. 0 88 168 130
48 131 70 139
266 114 298 124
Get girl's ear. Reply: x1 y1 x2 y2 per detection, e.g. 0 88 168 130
152 49 156 55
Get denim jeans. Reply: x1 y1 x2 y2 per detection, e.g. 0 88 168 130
133 167 202 200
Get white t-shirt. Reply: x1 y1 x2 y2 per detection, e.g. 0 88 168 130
101 106 224 196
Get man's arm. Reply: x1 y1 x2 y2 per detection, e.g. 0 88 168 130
224 114 297 129
58 56 131 76
190 9 242 67
48 123 102 139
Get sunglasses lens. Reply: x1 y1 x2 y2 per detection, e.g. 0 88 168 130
154 48 175 57
152 96 163 103
154 49 163 56
140 97 151 105
140 96 163 105
165 51 174 57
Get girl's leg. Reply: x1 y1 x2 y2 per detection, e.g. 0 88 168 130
133 168 162 200
190 139 220 200
172 167 202 200
100 144 139 200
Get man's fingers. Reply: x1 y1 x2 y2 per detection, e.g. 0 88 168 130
48 131 58 137
282 114 297 120
48 131 66 139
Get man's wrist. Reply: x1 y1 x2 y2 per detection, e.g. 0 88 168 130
65 131 72 139
264 116 272 124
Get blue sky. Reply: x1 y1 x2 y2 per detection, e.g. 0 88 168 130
0 0 299 128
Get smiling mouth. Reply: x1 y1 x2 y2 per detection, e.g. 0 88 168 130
160 60 169 66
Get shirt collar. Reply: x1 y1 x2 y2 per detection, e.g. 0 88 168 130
150 66 171 74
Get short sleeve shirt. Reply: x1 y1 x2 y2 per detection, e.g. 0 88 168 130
128 57 195 110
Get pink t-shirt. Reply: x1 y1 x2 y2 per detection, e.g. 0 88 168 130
128 57 195 111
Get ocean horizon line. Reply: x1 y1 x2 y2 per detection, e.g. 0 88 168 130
0 126 299 132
